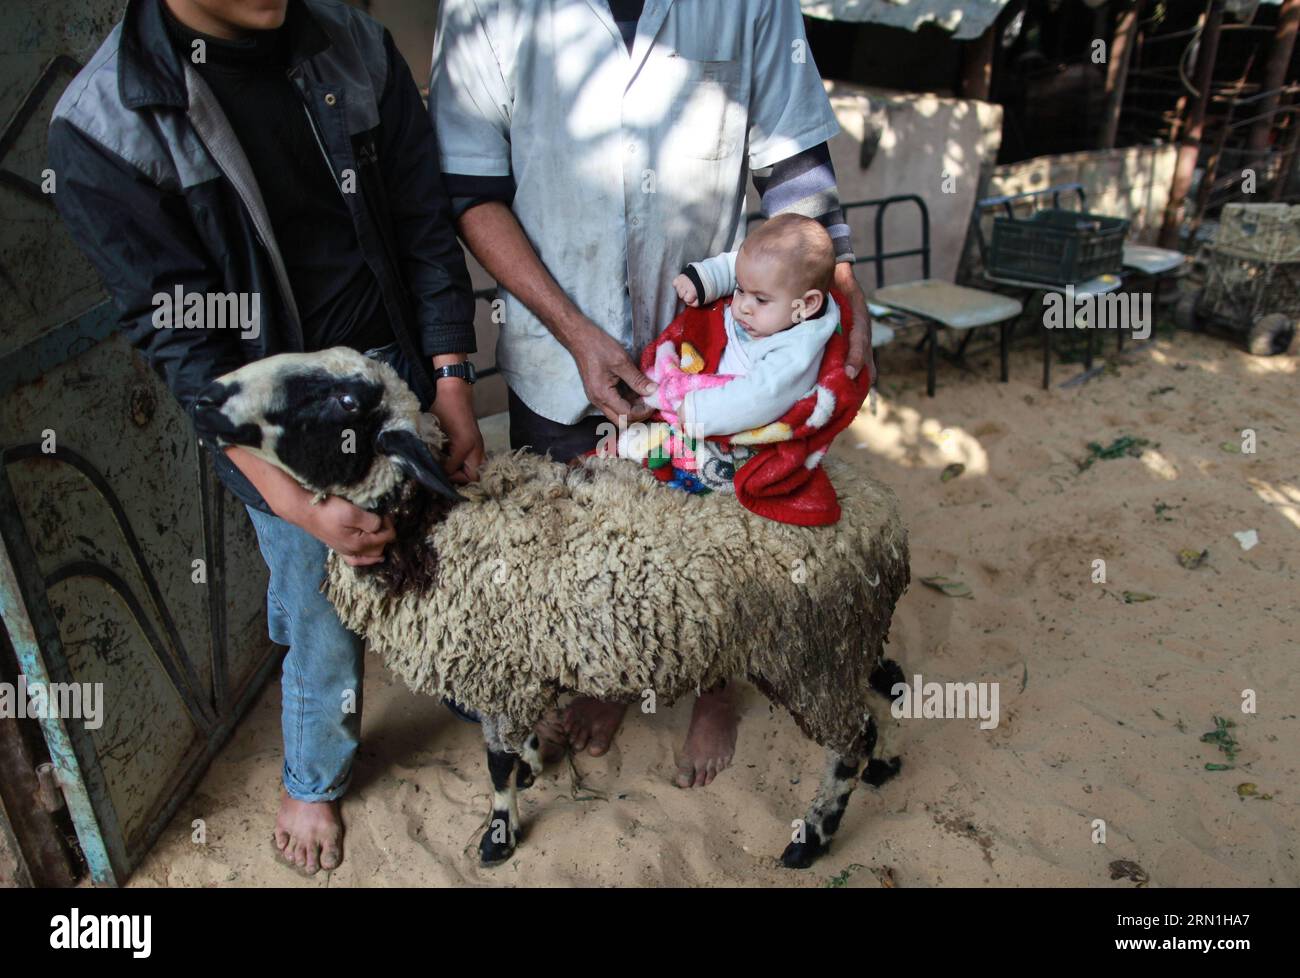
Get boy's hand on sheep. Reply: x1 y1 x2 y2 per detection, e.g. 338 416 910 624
301 495 395 566
673 273 699 307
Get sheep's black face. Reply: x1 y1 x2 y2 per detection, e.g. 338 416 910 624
195 366 389 492
194 349 462 506
267 369 391 491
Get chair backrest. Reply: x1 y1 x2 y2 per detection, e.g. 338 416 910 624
746 194 933 290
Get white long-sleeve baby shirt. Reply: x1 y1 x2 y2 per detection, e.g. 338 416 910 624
679 251 840 438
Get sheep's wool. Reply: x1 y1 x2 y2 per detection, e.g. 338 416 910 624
325 449 909 753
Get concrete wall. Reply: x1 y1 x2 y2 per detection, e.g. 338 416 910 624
803 82 1005 289
956 141 1179 282
983 142 1180 245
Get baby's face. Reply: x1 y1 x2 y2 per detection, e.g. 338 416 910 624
731 249 820 338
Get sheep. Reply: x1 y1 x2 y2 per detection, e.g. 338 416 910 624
192 347 911 869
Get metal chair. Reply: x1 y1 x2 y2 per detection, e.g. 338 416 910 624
971 183 1133 388
749 195 1023 396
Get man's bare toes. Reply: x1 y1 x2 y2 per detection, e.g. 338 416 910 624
564 698 626 757
320 842 342 871
534 710 567 764
565 716 590 754
674 760 698 789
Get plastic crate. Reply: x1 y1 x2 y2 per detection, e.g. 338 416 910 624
988 208 1129 286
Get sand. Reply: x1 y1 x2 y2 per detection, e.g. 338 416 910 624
130 328 1298 888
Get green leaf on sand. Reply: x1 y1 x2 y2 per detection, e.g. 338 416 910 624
940 463 965 483
825 863 866 888
1079 435 1151 471
1177 548 1208 570
1122 590 1157 604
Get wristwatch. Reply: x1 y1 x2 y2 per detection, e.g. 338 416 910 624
432 361 478 385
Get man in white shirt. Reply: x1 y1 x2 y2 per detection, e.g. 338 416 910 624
431 0 874 787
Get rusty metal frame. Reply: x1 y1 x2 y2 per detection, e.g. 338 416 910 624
0 437 282 885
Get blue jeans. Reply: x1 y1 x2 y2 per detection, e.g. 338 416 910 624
246 506 363 802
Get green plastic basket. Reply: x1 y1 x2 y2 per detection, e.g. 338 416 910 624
988 208 1128 286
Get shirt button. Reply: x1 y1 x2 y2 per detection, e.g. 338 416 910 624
324 93 337 106
630 216 639 227
626 141 636 155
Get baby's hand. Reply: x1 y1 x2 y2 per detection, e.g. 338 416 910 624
673 273 699 307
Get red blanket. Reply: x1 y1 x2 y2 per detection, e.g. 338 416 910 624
638 290 871 526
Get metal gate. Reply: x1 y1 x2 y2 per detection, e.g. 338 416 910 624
0 0 277 886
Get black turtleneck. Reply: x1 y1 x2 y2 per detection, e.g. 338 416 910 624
163 1 391 353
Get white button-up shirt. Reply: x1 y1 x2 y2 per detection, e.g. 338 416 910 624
431 0 841 423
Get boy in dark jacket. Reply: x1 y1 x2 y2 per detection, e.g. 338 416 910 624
48 0 481 874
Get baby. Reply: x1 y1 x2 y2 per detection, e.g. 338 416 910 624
646 212 841 439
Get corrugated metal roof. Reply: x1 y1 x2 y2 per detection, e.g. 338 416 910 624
800 0 1012 41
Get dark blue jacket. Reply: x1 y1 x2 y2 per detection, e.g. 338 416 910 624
47 0 475 508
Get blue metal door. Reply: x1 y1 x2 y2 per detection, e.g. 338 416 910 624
0 0 278 886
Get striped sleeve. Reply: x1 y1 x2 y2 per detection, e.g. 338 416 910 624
751 141 855 263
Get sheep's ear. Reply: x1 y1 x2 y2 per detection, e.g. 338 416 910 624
376 429 464 503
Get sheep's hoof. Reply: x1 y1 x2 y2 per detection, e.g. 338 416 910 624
781 835 830 870
479 811 519 867
863 756 902 787
479 830 517 867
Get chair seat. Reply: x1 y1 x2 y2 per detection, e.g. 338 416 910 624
1122 244 1188 276
1070 273 1124 296
873 279 1022 330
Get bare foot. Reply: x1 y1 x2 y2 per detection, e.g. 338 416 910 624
563 697 627 757
273 790 343 875
674 686 738 788
534 708 567 764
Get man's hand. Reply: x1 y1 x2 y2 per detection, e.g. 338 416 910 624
454 204 659 423
430 361 485 484
570 321 658 424
833 261 876 389
298 496 395 567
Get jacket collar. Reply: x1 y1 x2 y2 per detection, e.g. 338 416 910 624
118 0 330 110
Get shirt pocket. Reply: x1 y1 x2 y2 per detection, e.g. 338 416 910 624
666 52 745 161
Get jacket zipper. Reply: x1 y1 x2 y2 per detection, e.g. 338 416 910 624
289 68 344 195
182 62 304 348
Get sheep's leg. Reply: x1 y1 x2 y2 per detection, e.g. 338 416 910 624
782 714 900 869
782 750 863 869
478 714 532 866
477 717 545 866
479 746 521 866
516 731 542 790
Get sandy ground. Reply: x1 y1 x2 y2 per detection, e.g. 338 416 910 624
131 326 1298 888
